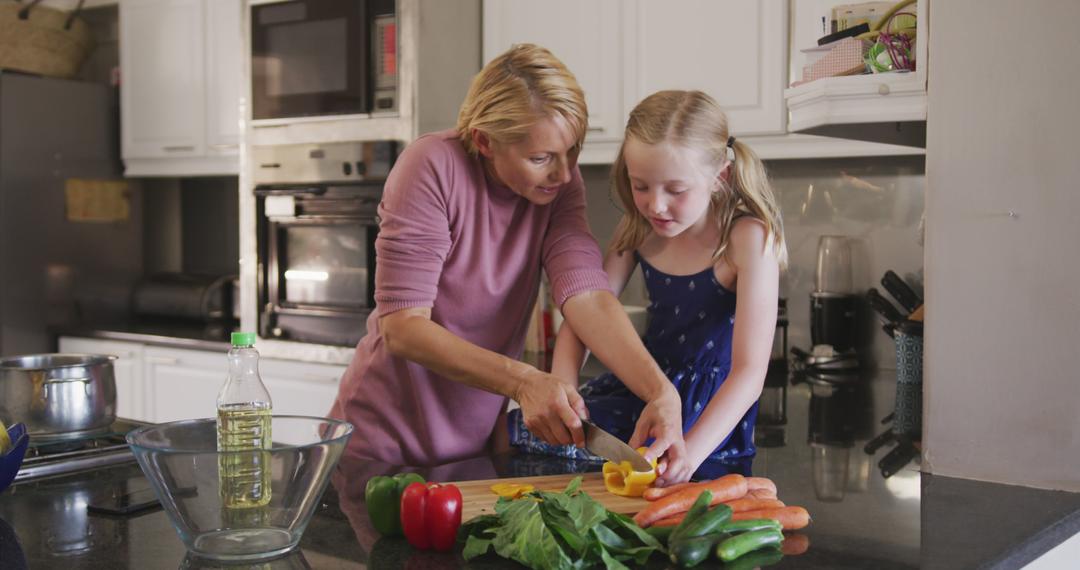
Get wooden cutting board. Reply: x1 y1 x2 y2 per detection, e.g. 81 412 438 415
449 472 649 523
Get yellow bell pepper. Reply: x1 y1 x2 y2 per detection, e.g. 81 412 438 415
490 483 535 499
602 447 658 497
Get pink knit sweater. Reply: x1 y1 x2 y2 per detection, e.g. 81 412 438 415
329 130 610 466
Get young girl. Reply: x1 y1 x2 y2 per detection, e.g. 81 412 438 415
509 90 787 484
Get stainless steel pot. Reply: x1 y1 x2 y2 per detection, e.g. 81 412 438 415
0 354 117 442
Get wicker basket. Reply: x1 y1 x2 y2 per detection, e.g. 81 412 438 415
0 1 93 79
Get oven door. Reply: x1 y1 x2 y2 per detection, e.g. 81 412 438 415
251 0 370 120
261 214 377 346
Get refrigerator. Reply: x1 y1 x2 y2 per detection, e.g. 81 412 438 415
0 72 142 356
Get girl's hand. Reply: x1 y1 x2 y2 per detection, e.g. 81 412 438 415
628 388 690 485
514 370 589 447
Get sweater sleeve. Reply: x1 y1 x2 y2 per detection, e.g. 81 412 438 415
373 136 454 315
542 167 613 308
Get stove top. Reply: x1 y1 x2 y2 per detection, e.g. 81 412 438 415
15 419 148 484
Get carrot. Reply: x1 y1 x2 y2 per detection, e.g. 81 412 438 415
781 532 810 555
722 497 785 513
632 474 747 528
747 487 778 500
746 477 777 495
731 506 811 530
642 481 697 501
651 513 686 528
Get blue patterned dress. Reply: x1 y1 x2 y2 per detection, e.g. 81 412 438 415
509 253 758 478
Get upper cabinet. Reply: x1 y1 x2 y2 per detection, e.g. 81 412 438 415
485 0 786 163
483 0 626 143
484 0 923 162
119 0 242 176
784 0 928 147
627 1 787 136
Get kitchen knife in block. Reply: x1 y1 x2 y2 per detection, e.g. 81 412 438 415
881 271 922 314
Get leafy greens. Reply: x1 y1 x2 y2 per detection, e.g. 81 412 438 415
459 477 663 569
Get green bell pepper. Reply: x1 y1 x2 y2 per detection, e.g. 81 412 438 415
365 472 426 536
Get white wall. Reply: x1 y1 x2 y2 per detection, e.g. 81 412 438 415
924 0 1080 490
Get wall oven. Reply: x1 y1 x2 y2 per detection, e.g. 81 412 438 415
254 141 397 346
250 0 398 121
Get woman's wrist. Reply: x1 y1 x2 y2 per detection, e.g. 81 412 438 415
507 359 540 402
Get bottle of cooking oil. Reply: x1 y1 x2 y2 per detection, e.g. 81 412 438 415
217 332 272 509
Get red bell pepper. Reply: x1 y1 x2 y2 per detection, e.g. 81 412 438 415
400 482 463 551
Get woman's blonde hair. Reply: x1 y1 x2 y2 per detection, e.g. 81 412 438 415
609 90 788 268
457 44 588 156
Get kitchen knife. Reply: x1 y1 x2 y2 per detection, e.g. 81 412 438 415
881 271 922 314
583 421 653 472
866 287 907 325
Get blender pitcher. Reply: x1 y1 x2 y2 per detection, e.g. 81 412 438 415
811 236 859 353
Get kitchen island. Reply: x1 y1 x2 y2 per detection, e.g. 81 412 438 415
0 370 1076 569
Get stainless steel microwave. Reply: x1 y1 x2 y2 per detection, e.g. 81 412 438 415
250 0 398 121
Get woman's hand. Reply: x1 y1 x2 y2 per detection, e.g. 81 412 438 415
628 388 691 485
514 369 589 447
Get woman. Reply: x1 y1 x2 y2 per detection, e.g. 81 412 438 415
329 44 687 481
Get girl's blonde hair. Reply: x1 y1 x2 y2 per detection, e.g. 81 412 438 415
457 44 588 156
609 90 788 268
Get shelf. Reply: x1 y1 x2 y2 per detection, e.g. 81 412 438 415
784 72 927 147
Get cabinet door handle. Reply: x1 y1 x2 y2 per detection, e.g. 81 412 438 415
210 143 238 150
162 145 195 152
145 356 179 365
586 126 604 133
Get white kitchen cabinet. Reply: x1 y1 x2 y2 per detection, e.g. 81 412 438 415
58 337 148 423
483 0 625 143
628 1 787 136
484 0 922 161
144 346 222 422
58 337 345 423
119 0 242 176
141 345 344 423
260 358 345 418
484 1 787 163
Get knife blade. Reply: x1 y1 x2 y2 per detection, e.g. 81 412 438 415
583 421 653 472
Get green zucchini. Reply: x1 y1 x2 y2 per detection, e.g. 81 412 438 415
669 531 725 568
717 518 782 535
668 490 713 544
677 503 733 540
715 529 785 562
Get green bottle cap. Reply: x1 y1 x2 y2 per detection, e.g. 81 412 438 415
231 332 257 347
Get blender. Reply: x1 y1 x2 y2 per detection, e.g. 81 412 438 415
796 236 861 375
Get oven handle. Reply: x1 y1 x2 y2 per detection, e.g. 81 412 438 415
254 185 328 197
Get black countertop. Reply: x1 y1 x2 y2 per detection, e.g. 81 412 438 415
1 370 1077 569
53 320 235 352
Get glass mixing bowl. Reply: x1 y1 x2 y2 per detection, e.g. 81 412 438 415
127 415 353 562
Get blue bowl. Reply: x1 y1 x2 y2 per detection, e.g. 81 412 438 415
0 423 29 494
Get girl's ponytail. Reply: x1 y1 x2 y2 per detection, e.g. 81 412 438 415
721 138 788 269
